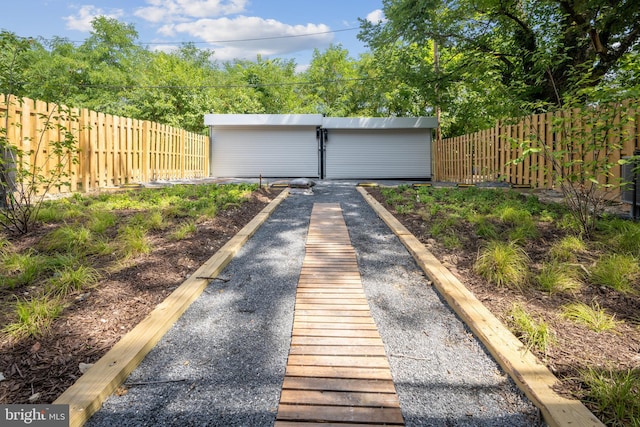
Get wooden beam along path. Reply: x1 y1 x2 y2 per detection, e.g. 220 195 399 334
276 203 404 426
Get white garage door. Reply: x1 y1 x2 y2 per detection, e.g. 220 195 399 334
325 129 431 179
210 126 318 178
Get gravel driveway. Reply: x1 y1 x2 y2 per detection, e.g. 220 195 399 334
87 181 543 427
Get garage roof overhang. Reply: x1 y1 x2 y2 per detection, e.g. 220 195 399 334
204 114 323 127
204 114 438 129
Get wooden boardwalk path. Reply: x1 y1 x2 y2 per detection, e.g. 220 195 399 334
275 203 404 426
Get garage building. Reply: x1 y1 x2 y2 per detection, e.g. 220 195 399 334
204 114 436 180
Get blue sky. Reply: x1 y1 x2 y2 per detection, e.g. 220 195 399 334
2 0 385 67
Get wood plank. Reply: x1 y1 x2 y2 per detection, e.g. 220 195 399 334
287 355 391 368
291 336 383 346
289 345 387 356
282 377 396 393
276 404 403 424
280 389 400 407
285 365 393 381
294 315 376 324
294 304 370 311
295 298 368 305
292 329 381 338
294 309 372 317
292 323 378 330
275 422 400 427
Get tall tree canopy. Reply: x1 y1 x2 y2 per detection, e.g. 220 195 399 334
360 0 640 135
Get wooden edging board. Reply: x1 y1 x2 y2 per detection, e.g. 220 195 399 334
356 186 604 427
54 188 290 427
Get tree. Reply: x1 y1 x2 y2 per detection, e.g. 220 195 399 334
0 31 81 234
359 0 640 134
301 45 361 116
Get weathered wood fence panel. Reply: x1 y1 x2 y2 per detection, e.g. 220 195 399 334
1 95 209 194
435 99 640 190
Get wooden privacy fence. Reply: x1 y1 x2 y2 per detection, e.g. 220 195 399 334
1 95 209 194
434 99 640 190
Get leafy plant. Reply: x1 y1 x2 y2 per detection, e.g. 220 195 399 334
591 254 640 294
474 241 529 289
581 368 640 427
561 301 620 332
508 303 555 355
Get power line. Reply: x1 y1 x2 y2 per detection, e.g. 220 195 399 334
36 27 360 46
143 27 359 45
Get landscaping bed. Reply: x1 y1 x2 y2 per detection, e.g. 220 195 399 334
367 185 640 427
0 183 281 404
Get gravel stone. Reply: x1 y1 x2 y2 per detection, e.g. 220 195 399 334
87 181 544 427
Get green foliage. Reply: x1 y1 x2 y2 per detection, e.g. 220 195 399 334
474 241 529 290
561 301 620 332
116 225 151 259
2 296 65 339
596 218 640 258
46 265 101 296
591 254 640 294
39 225 104 256
536 262 583 294
0 250 47 289
550 235 587 262
170 221 197 241
508 303 555 355
581 368 640 427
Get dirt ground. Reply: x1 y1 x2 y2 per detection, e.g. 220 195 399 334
366 187 640 407
0 187 279 404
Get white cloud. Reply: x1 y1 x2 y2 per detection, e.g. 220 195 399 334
134 0 248 23
366 9 387 24
64 5 124 32
168 16 334 60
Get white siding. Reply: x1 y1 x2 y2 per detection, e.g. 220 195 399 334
325 129 431 179
210 126 318 178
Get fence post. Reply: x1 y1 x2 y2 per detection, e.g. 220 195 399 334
142 121 150 183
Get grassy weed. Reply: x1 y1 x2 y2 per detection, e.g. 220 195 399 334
46 265 101 296
508 303 555 354
0 251 48 289
561 301 620 332
591 254 640 294
116 225 151 259
474 241 529 289
2 296 65 339
170 221 197 241
536 262 583 294
581 368 640 427
550 235 587 262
